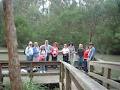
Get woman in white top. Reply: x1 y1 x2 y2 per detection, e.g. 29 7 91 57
25 41 33 61
62 44 70 63
68 43 75 64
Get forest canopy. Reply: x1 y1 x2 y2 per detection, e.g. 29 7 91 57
0 0 120 54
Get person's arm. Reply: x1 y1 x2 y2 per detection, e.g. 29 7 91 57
73 46 75 53
25 47 29 56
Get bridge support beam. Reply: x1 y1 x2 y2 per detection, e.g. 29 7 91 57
103 68 111 89
65 69 71 90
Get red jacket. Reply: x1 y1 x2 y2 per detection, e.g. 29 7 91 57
84 49 90 60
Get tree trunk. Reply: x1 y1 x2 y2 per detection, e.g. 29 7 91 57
3 0 22 90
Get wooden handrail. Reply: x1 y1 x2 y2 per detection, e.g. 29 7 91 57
89 60 120 89
60 61 107 90
0 61 61 66
89 61 120 70
0 61 61 81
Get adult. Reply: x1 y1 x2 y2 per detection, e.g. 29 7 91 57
88 42 96 61
51 42 59 68
40 40 52 61
51 42 59 61
62 44 70 63
77 44 84 69
25 41 33 61
68 42 75 64
33 42 40 61
40 40 52 71
83 45 90 73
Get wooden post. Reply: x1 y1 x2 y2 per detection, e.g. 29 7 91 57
0 64 3 90
60 63 62 82
0 64 3 83
61 63 65 90
29 62 33 82
88 64 94 72
103 68 111 89
3 0 22 90
65 69 71 90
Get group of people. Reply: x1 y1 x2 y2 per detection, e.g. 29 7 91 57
25 40 58 73
77 43 95 72
24 40 95 73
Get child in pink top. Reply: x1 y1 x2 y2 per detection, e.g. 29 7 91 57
37 47 46 73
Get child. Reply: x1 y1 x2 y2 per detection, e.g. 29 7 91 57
37 47 47 73
62 44 70 63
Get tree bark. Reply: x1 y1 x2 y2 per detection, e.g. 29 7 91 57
3 0 22 90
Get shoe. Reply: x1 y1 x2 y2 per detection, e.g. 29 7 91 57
33 68 38 72
43 71 46 73
39 71 42 73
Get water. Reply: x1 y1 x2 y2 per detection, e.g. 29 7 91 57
96 54 120 62
95 54 120 80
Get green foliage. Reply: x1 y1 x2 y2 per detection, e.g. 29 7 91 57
0 0 120 54
4 81 47 90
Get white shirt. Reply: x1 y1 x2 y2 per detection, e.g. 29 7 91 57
62 48 70 54
25 46 33 56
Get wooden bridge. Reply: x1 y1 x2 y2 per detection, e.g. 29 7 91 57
0 59 120 90
0 50 120 90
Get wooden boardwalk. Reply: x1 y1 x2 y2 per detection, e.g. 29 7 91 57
2 69 60 84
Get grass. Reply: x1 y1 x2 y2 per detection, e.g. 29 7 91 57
4 81 48 90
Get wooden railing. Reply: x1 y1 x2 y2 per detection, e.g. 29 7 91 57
0 61 61 81
0 60 108 90
60 61 107 90
88 60 120 89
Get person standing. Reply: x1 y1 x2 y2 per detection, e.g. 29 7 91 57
40 40 52 61
77 44 84 69
51 42 59 68
25 41 33 61
40 40 52 71
83 45 90 73
68 42 75 65
33 42 40 61
37 47 47 73
62 44 70 63
88 43 96 61
51 42 59 61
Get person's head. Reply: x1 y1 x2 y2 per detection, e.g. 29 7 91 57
64 44 67 48
89 42 94 49
28 41 33 47
41 46 45 51
85 45 89 50
34 42 38 47
69 42 73 47
53 42 58 47
45 40 48 45
79 44 83 49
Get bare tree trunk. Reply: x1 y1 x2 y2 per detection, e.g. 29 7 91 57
3 0 22 90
